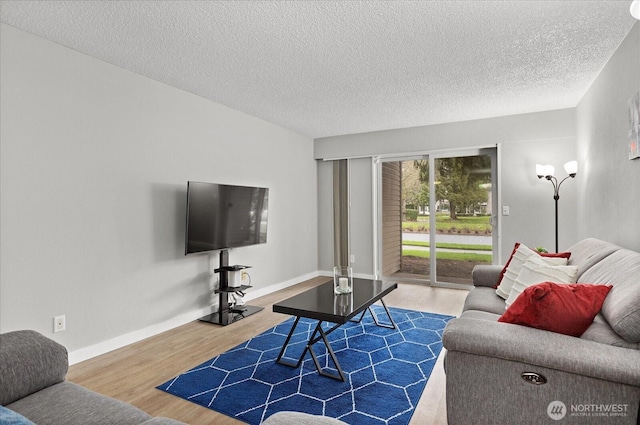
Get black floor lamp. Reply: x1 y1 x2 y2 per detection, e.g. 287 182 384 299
536 161 578 253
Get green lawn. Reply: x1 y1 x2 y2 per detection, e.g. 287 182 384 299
403 240 492 251
402 214 492 262
402 248 492 262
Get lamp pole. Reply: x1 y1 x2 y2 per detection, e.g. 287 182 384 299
550 181 561 253
537 163 577 253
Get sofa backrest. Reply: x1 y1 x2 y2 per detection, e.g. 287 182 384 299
578 249 640 344
566 238 620 279
0 330 68 405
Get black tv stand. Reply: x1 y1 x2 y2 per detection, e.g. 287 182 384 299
199 250 264 326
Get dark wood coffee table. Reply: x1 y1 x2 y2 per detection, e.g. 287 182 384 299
272 277 398 381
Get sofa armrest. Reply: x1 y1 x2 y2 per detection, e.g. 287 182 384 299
471 265 502 287
0 330 68 405
443 318 640 386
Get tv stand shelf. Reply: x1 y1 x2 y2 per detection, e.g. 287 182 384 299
215 285 253 294
199 305 264 326
199 250 263 326
214 265 250 273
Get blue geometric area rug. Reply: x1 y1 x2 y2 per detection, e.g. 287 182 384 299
157 306 453 425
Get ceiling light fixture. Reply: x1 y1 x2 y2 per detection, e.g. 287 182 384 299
631 1 640 20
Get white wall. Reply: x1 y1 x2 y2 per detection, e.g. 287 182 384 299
315 109 578 273
499 137 577 254
576 22 640 251
317 161 334 274
0 24 318 361
348 158 375 275
314 109 574 160
316 158 374 278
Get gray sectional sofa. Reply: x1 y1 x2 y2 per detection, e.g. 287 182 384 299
442 238 640 424
0 330 187 425
0 331 350 425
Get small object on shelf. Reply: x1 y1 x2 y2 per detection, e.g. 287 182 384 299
228 268 250 288
333 265 353 294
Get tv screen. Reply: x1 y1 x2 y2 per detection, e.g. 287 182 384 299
185 181 269 255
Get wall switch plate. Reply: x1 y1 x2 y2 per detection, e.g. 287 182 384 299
502 206 510 216
53 315 66 333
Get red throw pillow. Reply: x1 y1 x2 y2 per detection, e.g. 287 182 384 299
495 243 521 288
495 243 571 289
540 252 572 259
498 282 612 337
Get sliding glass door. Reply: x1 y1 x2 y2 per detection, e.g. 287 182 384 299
377 148 497 287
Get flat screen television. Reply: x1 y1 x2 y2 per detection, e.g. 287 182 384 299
185 181 269 255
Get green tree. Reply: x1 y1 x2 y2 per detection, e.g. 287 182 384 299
414 159 432 216
414 156 490 220
402 161 422 209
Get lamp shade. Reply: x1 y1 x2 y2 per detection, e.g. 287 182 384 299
544 165 555 178
564 160 578 175
631 0 640 20
536 164 545 177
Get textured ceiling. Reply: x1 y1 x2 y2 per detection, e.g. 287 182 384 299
0 1 636 139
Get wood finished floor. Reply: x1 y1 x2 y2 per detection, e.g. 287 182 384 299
67 277 468 425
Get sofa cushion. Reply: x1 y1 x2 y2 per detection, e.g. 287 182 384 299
581 314 640 350
7 381 152 425
459 309 502 322
495 242 521 288
495 244 568 300
504 255 578 308
462 287 506 315
498 282 612 337
578 249 640 343
496 243 571 289
566 238 620 279
0 330 68 405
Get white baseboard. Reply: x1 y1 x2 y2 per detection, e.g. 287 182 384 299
68 306 213 365
68 270 321 365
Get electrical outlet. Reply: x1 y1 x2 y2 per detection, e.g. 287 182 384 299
350 254 356 263
53 315 66 333
502 206 510 216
